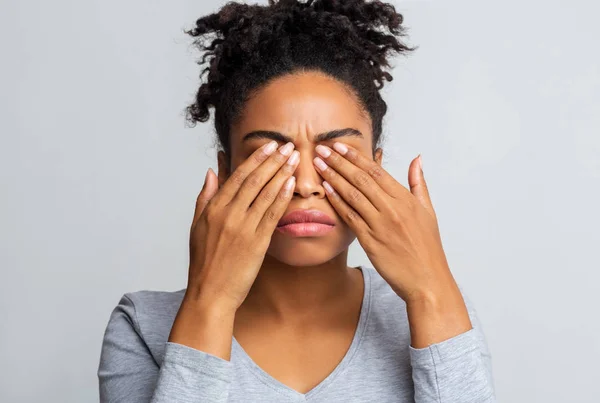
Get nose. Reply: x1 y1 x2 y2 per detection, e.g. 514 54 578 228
291 147 326 199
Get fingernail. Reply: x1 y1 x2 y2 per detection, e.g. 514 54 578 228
279 142 295 156
313 157 328 171
202 168 210 189
323 181 334 194
418 154 423 171
287 150 299 165
284 176 296 193
315 145 331 158
264 141 278 155
333 142 348 155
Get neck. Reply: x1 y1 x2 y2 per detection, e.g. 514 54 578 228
239 251 361 323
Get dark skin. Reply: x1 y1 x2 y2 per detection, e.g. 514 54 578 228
172 70 470 394
218 71 382 393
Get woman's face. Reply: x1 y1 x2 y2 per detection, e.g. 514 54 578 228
217 70 383 266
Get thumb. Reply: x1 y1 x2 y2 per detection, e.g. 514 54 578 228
193 168 218 224
408 155 434 213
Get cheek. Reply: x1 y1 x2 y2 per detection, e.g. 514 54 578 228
229 152 253 172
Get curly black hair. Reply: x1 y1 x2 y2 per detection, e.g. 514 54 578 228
184 0 416 168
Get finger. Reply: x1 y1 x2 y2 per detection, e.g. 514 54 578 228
322 180 371 235
215 140 280 205
408 154 435 213
248 150 299 227
256 174 297 236
192 168 218 225
315 144 392 212
331 142 408 200
313 155 379 224
229 142 296 210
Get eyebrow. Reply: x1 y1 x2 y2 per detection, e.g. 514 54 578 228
241 128 363 143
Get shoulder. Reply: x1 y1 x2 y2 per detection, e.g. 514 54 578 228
105 288 186 365
122 288 187 320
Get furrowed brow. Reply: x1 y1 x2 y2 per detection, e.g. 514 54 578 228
314 128 363 142
242 128 363 143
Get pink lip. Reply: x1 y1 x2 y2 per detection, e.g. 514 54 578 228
276 209 336 237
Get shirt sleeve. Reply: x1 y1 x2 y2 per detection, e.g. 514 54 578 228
97 293 234 403
408 289 496 403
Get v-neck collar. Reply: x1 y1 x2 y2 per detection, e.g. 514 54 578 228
231 265 372 401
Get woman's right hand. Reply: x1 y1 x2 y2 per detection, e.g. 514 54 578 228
185 140 300 313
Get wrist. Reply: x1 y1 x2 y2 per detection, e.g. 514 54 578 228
404 284 472 349
181 290 239 319
402 267 461 306
168 293 237 360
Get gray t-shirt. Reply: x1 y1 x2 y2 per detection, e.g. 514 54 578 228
98 266 496 402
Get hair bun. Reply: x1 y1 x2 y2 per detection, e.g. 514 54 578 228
185 0 416 160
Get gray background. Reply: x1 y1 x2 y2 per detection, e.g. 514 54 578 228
1 0 598 402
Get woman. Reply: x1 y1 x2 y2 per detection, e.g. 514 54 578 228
98 0 495 402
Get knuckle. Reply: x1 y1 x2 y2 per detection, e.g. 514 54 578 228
264 209 278 222
389 209 401 225
346 209 359 222
195 194 207 209
348 188 362 203
204 202 220 221
260 187 276 203
222 217 238 234
230 169 246 186
282 162 296 174
278 188 289 200
246 174 262 189
325 168 336 180
251 152 266 165
354 171 371 187
272 152 288 165
203 203 215 219
367 164 384 180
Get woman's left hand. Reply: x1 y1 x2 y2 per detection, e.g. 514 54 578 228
314 142 472 348
314 142 473 348
313 142 458 305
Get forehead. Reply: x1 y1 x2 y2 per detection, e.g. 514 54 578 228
230 71 372 147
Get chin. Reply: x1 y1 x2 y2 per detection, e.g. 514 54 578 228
267 252 333 267
265 230 356 267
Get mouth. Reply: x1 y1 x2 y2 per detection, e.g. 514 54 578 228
276 209 336 237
